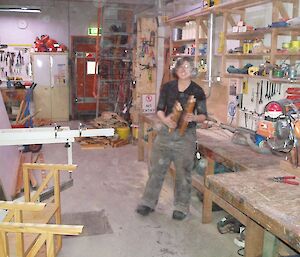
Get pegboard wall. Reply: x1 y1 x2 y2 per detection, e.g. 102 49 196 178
0 45 32 86
131 18 158 123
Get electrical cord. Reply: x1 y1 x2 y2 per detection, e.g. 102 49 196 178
237 247 244 256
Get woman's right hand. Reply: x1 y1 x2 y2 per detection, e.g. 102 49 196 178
163 114 177 129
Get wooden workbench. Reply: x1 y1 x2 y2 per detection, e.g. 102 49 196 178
137 113 283 222
196 129 283 223
206 169 300 257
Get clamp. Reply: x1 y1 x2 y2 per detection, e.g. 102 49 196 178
54 123 61 138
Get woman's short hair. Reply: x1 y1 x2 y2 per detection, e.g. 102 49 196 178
172 57 197 78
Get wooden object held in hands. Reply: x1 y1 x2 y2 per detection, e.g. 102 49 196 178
169 101 183 133
179 95 196 136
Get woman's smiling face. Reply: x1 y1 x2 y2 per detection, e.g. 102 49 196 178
176 61 192 80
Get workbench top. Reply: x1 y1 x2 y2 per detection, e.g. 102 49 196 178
197 128 282 171
138 113 283 171
206 169 300 252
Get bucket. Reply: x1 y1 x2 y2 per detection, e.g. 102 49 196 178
116 127 130 140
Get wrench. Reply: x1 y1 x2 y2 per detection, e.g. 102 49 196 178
265 81 269 98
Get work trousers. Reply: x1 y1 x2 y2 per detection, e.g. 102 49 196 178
140 126 196 214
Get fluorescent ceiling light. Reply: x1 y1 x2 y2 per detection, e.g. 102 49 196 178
0 8 41 13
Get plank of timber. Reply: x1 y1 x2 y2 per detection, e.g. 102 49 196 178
206 169 300 252
0 201 46 211
15 100 25 124
46 234 55 257
81 144 106 150
25 233 47 257
280 160 300 176
1 222 83 235
22 203 58 224
23 163 77 171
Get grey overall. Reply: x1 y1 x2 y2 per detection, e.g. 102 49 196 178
140 125 196 214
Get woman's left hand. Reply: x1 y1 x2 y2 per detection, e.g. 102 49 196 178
183 113 195 123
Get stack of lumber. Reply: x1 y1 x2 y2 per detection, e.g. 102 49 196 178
89 111 128 129
32 118 52 127
77 112 130 149
76 137 129 149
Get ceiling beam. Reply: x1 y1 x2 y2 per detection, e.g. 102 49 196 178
0 0 156 7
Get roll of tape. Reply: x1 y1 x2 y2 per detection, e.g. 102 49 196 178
248 66 259 76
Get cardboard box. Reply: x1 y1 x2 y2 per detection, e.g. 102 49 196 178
237 20 245 27
232 26 239 33
238 26 247 33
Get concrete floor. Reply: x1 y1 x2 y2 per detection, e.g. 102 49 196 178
41 135 241 257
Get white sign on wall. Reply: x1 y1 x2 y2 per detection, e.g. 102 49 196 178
142 94 156 113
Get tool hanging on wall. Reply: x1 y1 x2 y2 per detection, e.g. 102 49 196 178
259 80 263 104
251 88 254 102
265 81 269 99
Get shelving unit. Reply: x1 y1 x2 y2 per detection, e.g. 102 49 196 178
220 1 300 84
95 5 134 118
168 18 208 78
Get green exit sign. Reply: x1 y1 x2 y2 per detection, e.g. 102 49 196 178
88 27 101 36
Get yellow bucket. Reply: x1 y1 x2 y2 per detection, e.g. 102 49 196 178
116 127 130 140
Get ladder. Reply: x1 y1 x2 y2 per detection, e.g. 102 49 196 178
95 4 134 118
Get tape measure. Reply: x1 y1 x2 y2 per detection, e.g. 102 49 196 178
248 66 259 76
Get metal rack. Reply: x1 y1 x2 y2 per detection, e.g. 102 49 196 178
95 4 134 118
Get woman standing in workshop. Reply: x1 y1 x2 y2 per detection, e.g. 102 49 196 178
136 57 207 220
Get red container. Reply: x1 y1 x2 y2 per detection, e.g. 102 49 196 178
11 124 26 129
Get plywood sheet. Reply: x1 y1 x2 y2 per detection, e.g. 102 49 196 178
0 92 19 200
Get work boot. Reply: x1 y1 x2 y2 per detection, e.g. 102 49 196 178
136 205 154 216
172 210 186 220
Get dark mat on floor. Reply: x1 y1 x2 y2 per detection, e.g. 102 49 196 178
62 210 113 237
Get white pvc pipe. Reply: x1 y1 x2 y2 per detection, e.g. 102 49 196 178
207 12 214 98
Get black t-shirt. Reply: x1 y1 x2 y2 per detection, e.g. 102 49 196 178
156 80 207 128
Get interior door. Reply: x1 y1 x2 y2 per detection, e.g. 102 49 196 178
71 36 97 117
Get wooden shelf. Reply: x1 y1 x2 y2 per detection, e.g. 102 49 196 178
226 30 269 40
167 0 274 24
173 38 207 45
225 73 300 84
167 6 213 24
173 39 195 44
171 54 207 58
224 53 270 59
271 77 300 84
274 27 300 36
171 54 195 58
274 52 300 57
225 73 267 80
